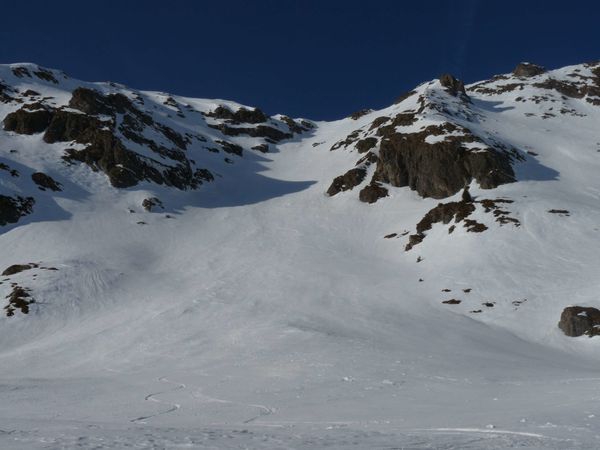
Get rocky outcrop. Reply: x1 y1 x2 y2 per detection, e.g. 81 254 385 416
2 264 35 276
513 62 546 77
327 168 367 196
4 285 34 317
558 306 600 337
3 106 53 134
31 172 62 191
0 195 34 226
372 124 515 200
205 105 267 124
439 74 468 99
142 197 163 212
359 182 388 203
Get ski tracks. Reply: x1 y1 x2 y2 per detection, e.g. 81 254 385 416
131 376 275 425
130 377 185 424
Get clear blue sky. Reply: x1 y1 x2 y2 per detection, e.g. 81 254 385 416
1 0 597 120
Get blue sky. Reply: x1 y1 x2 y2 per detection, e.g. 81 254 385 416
1 0 598 119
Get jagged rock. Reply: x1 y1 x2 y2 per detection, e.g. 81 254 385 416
46 90 198 190
3 107 53 134
205 106 267 124
462 186 472 202
327 168 367 196
0 195 34 226
355 137 377 153
31 172 62 191
439 74 468 98
405 200 476 251
209 123 292 142
252 144 269 153
4 285 34 317
558 306 600 337
142 197 163 212
513 62 546 77
359 182 388 203
349 109 372 120
372 124 515 199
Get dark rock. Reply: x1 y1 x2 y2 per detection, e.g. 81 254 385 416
349 109 372 120
4 285 34 317
0 195 34 226
384 233 397 239
513 63 546 77
209 123 292 142
461 185 472 202
439 74 468 98
355 137 377 153
252 144 269 153
142 197 163 212
31 172 62 192
2 264 34 276
359 182 388 203
327 168 367 196
372 124 515 199
442 299 461 305
216 140 243 156
205 106 267 124
405 200 476 251
3 107 53 134
558 306 600 337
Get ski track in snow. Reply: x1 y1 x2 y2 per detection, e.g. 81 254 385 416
130 377 185 424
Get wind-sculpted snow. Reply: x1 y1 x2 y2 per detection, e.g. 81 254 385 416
1 61 600 448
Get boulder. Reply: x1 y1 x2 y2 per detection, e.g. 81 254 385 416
439 74 468 98
31 172 62 192
558 306 600 337
513 62 546 78
327 168 367 196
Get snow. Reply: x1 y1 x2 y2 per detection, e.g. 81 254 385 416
0 62 600 448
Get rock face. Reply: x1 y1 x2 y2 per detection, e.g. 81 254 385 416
439 74 468 98
373 125 515 199
558 306 600 337
513 62 546 78
0 195 34 226
3 107 53 134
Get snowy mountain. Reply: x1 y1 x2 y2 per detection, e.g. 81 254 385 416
1 60 600 448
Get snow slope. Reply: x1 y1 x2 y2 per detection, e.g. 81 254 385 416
0 62 600 448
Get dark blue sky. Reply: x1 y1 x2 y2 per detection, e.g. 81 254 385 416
1 1 598 120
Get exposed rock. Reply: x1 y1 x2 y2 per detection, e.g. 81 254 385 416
513 62 546 78
439 74 468 98
142 197 163 212
0 195 34 226
442 299 461 305
209 123 292 142
205 106 267 124
31 172 62 192
349 109 372 120
3 106 53 134
216 140 243 156
4 285 34 317
558 306 600 337
355 137 377 153
327 168 367 196
372 124 515 200
252 144 269 153
2 264 34 276
359 182 388 203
